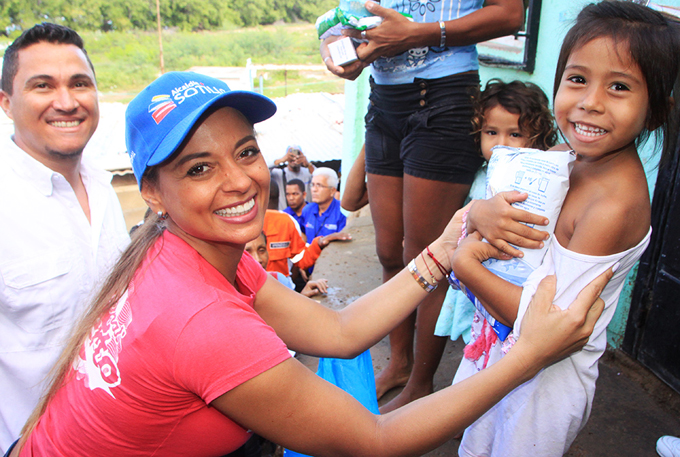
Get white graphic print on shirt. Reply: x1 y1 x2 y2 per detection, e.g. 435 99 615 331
75 289 133 398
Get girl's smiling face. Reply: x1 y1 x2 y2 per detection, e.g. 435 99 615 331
553 36 649 162
480 104 529 161
143 107 270 261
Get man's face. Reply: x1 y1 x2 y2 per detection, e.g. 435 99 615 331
285 184 306 210
311 175 335 205
245 233 269 270
0 42 99 166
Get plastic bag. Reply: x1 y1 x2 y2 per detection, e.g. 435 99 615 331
283 350 379 456
315 7 383 38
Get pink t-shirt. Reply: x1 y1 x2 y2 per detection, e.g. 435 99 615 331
21 232 291 457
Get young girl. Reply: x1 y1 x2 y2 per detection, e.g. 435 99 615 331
451 3 680 456
435 79 557 343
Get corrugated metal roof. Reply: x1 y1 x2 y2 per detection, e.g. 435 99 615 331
85 102 130 171
189 65 345 165
257 92 344 166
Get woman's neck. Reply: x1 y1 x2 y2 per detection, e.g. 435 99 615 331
166 225 244 284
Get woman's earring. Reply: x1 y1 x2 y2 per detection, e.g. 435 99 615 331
157 211 168 220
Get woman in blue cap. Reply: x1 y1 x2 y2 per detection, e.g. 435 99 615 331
10 72 608 457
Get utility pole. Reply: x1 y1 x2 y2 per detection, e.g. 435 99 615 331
156 0 165 74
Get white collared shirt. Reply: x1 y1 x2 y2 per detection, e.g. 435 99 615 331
0 136 130 451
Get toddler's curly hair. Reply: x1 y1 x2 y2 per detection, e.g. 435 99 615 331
471 79 558 151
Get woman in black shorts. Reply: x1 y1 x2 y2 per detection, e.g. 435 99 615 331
322 0 525 411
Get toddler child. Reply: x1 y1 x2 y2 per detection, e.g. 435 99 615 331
435 79 557 343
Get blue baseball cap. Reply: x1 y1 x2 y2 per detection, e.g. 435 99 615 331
125 71 277 187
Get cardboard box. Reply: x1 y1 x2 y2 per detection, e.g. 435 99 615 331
328 37 358 66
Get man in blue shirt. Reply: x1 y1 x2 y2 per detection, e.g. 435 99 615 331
283 179 307 236
301 167 347 239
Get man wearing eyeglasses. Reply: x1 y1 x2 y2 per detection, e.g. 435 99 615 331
301 167 347 240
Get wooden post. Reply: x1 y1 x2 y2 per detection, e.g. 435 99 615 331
156 0 165 74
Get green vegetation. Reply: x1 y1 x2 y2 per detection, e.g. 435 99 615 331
0 0 347 100
0 24 345 100
0 0 337 33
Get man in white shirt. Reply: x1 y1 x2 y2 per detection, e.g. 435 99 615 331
0 23 129 452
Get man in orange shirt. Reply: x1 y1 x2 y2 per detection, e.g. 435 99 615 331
264 180 351 276
263 209 351 276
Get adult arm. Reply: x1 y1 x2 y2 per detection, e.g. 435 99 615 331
215 271 608 457
255 206 467 358
344 0 524 65
274 150 295 167
259 200 543 356
341 145 369 212
297 150 316 174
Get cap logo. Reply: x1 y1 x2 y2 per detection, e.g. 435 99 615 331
148 95 177 124
171 80 227 104
148 81 228 125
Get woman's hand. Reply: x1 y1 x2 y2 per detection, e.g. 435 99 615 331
342 1 422 64
467 192 550 257
428 201 475 269
320 36 368 81
439 201 474 247
512 269 610 373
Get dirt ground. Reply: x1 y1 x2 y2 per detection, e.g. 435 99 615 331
295 210 680 456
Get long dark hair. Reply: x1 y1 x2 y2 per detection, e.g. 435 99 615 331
553 1 680 164
18 172 166 449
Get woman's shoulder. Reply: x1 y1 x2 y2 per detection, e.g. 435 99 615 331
237 251 269 295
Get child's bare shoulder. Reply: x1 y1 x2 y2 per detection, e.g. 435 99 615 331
557 159 650 256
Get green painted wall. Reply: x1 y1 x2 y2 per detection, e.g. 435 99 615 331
341 0 679 348
340 70 371 200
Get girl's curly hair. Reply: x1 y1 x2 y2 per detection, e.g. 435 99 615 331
471 79 558 151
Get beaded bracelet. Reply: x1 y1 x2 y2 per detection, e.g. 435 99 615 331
408 259 437 293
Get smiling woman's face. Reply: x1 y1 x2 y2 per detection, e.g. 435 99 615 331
142 107 270 258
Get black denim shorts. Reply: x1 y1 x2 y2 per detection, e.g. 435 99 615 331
364 72 483 184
